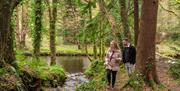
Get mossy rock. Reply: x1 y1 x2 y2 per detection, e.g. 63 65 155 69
39 65 66 87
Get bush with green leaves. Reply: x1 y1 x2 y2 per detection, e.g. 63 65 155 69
169 60 180 83
16 58 66 87
0 66 27 91
77 60 106 91
39 65 66 87
84 60 105 77
127 72 144 91
76 81 102 91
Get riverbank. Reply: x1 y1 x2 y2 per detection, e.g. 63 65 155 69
77 56 180 91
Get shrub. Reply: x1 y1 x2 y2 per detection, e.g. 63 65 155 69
77 60 106 91
128 72 144 91
17 59 66 87
169 60 180 83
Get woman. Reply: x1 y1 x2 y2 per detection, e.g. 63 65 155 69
104 40 121 89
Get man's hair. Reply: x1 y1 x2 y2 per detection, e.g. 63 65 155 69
123 37 129 41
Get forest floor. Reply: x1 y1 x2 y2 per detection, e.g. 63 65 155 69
102 55 180 91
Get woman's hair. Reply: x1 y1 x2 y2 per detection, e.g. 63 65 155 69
110 40 119 49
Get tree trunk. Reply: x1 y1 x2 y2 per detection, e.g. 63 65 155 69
15 1 28 49
33 0 42 60
21 1 29 49
16 6 21 49
89 4 97 59
119 0 131 39
136 0 159 84
48 0 57 65
0 0 22 67
134 0 139 46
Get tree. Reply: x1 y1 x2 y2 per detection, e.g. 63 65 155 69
33 0 42 60
0 0 22 67
47 0 58 65
136 0 159 84
134 0 139 46
119 0 131 39
15 0 29 49
88 0 97 59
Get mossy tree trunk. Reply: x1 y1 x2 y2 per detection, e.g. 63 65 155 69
119 0 131 39
47 0 58 65
33 0 42 60
15 1 29 49
88 2 97 59
0 0 22 67
136 0 160 84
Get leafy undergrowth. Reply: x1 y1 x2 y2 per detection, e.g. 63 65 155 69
169 60 180 83
127 72 144 91
121 72 167 91
76 60 106 91
17 59 66 88
158 33 180 58
15 51 66 89
119 72 144 91
0 65 26 91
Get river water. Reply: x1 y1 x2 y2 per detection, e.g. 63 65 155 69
38 56 91 91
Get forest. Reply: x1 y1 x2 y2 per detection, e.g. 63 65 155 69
0 0 179 91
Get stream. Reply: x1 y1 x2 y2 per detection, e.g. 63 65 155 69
35 56 91 91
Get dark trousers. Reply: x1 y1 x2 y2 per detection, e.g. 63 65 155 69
106 69 117 87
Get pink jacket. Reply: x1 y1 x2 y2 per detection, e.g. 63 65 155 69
104 49 122 71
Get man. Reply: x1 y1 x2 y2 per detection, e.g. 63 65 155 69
122 38 136 77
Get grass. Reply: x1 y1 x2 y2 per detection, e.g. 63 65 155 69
25 35 108 54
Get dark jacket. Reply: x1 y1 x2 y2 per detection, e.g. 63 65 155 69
122 44 136 64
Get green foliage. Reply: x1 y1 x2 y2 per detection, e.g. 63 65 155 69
15 50 26 61
16 58 66 87
76 81 102 91
77 60 106 91
84 60 105 77
39 65 66 87
159 33 180 57
0 68 6 76
0 66 27 91
169 60 180 83
76 0 97 14
39 65 66 81
128 72 144 91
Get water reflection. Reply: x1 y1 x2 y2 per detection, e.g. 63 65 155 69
38 56 90 73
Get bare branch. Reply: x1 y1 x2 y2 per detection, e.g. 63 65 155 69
159 3 180 19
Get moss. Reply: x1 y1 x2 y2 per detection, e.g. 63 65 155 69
39 65 66 87
77 60 106 91
16 58 66 88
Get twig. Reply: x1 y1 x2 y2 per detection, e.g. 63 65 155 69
159 3 180 19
